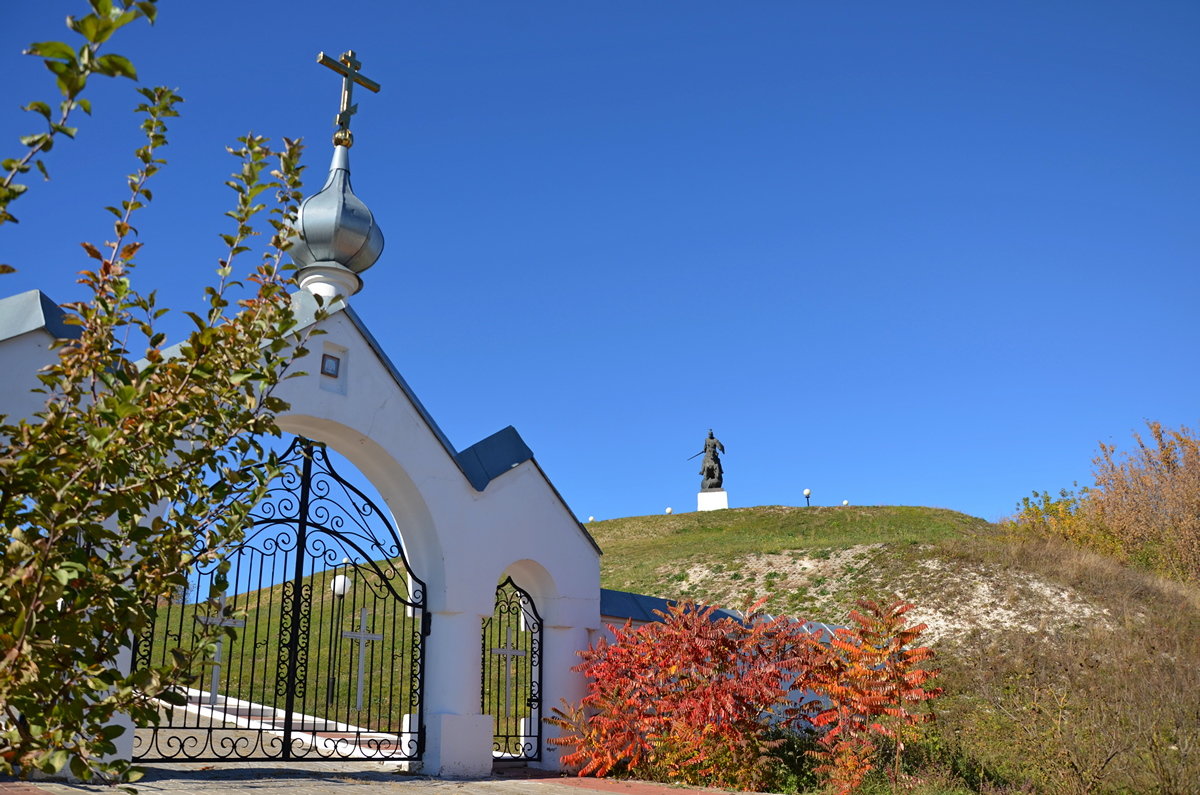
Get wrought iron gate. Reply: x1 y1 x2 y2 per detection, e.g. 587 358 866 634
132 438 428 762
481 577 543 760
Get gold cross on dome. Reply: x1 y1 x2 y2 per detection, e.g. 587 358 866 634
317 49 381 147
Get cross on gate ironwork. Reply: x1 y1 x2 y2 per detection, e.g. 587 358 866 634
316 49 381 147
194 594 245 706
342 607 383 711
490 626 526 719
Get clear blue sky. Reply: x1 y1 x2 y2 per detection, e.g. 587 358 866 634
3 2 1197 523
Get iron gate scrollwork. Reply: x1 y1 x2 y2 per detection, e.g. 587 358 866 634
132 437 428 762
482 576 542 761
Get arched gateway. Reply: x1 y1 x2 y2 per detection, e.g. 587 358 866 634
250 291 603 776
483 577 544 761
247 52 600 775
132 438 428 762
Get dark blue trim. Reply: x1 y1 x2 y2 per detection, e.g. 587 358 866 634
600 587 743 624
456 426 533 492
600 587 841 636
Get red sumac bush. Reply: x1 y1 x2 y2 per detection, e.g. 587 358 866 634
549 595 941 794
549 598 815 790
806 598 942 794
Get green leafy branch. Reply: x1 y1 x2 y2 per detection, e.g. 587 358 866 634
0 85 315 792
1 0 158 233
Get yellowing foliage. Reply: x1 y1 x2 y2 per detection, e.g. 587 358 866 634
1014 421 1200 582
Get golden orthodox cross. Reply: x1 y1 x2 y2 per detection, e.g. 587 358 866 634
317 49 381 147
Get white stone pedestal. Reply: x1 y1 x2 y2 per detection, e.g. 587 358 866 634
425 713 493 777
697 489 728 512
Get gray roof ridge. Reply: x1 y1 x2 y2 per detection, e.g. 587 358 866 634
0 289 81 342
599 588 840 633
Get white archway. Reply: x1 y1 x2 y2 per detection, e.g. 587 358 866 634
277 413 445 602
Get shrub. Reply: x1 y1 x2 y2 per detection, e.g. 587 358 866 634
549 598 813 790
1092 421 1200 581
806 598 942 794
0 2 314 782
551 595 941 793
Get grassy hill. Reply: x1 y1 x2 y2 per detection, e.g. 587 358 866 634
587 505 1200 793
590 505 989 621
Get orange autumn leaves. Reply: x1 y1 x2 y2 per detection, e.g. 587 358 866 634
549 596 940 793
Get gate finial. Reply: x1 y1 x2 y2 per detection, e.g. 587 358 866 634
289 49 385 301
316 50 381 149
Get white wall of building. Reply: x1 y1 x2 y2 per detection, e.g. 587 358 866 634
272 306 601 775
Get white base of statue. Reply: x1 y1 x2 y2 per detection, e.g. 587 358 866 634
697 489 728 512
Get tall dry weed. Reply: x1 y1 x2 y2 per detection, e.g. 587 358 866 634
1091 421 1200 582
1013 421 1200 583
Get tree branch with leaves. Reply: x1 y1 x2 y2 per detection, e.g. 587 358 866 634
0 2 322 785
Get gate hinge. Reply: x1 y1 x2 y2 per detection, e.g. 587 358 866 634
421 611 432 637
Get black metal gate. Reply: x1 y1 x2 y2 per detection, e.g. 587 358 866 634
481 577 542 761
132 438 428 762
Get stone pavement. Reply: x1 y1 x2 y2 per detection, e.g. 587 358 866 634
0 762 745 795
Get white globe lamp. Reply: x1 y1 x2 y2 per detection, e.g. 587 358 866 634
331 573 352 599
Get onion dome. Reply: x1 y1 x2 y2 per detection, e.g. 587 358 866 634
290 144 384 299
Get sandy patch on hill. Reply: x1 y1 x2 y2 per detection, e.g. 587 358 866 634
665 545 884 613
892 559 1113 644
662 544 1114 645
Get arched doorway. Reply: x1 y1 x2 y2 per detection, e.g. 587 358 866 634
132 437 428 762
481 576 543 761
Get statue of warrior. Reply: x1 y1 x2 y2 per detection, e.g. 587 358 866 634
696 429 725 490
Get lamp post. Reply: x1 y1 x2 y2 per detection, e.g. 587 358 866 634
803 488 811 507
328 558 352 709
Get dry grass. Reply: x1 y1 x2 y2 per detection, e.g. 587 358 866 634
910 532 1200 794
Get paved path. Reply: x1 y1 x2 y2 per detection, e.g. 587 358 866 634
0 763 744 795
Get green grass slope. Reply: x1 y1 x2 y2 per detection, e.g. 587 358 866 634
590 504 990 619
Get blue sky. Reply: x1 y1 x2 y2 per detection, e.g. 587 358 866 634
3 1 1197 523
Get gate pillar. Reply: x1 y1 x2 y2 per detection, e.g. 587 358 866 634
423 610 493 777
538 623 589 771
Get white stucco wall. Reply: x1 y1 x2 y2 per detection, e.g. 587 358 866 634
272 307 601 775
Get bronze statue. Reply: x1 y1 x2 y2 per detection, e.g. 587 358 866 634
694 429 725 490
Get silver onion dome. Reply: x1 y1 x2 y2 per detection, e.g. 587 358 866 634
290 144 384 299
